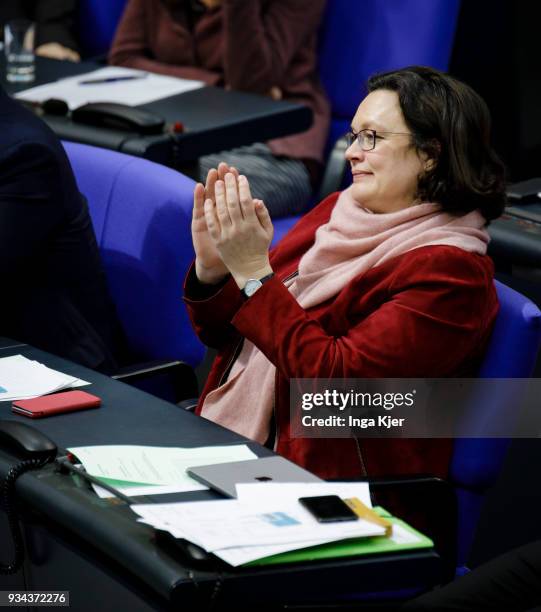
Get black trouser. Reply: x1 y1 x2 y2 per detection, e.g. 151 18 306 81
403 540 541 611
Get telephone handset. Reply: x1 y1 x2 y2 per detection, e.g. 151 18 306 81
0 420 57 461
0 420 57 575
71 102 165 135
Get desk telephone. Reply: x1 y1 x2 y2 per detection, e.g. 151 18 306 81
71 102 165 135
0 420 57 461
0 421 57 574
21 99 166 135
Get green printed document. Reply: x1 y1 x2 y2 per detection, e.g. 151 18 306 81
67 444 257 496
247 507 433 566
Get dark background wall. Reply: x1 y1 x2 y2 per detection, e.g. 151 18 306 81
450 0 541 183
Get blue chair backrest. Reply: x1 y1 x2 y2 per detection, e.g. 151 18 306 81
317 0 461 152
76 0 129 58
451 280 541 570
62 142 205 368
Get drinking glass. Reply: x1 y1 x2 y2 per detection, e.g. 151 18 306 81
5 20 35 83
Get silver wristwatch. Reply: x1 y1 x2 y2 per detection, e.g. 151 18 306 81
242 273 275 299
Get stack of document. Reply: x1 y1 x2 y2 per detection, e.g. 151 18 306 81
67 444 258 497
132 482 387 566
0 355 88 401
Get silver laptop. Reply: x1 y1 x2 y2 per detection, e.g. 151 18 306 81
187 456 322 498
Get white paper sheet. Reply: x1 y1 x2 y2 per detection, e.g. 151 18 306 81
0 354 89 401
235 482 373 508
214 519 422 566
212 537 344 566
132 482 383 566
388 523 421 545
67 444 257 489
15 66 204 110
132 498 385 553
135 516 340 566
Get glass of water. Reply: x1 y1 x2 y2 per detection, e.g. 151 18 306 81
4 20 36 83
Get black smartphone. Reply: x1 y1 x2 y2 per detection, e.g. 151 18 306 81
298 495 358 523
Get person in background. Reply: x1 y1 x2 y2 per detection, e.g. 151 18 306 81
0 85 125 373
0 0 80 62
184 66 506 521
109 0 330 218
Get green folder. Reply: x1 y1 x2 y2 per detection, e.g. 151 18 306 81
245 507 433 567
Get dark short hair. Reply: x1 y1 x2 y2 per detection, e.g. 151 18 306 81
367 66 506 221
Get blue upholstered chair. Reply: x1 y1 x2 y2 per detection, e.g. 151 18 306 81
318 0 461 156
449 280 541 574
76 0 129 58
62 142 206 377
272 0 462 246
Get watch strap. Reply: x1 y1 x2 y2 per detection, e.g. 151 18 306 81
257 273 275 284
242 273 275 299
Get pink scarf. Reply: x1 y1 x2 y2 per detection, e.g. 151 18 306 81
200 187 490 443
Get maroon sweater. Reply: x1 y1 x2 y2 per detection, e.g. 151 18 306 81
184 192 499 482
109 0 331 166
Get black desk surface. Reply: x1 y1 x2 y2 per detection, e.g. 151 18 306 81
2 57 312 166
488 204 541 268
0 342 441 608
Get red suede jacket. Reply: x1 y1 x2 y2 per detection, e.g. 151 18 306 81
184 193 499 481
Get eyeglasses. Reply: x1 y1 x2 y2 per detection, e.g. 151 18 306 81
346 128 411 151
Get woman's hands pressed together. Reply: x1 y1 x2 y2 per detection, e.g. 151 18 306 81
192 163 237 285
192 165 274 290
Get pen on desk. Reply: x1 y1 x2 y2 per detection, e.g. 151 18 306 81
78 75 147 85
55 456 134 504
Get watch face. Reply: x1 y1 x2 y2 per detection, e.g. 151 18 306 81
244 279 262 297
